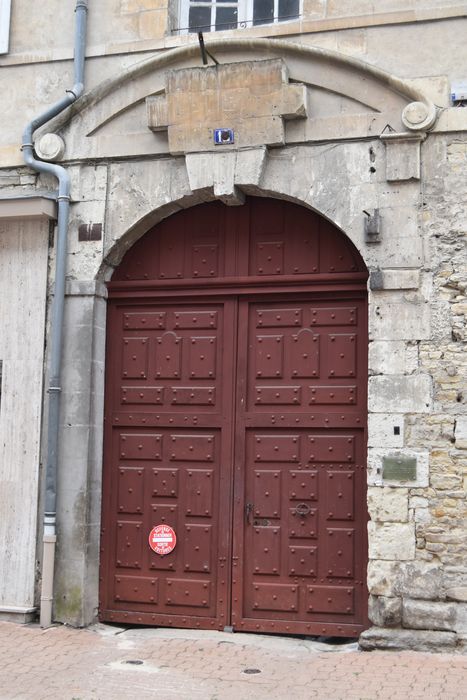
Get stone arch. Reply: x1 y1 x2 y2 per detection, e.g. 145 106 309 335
97 189 369 285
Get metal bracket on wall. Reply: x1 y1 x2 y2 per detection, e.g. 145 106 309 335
363 209 382 243
198 32 219 66
369 267 384 290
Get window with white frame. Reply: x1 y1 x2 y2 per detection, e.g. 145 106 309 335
0 0 11 54
178 0 300 34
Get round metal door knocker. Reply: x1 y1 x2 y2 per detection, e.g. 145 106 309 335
293 503 311 518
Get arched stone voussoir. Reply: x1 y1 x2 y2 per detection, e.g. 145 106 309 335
98 195 204 282
97 186 367 287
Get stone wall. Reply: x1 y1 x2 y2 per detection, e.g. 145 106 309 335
361 133 467 652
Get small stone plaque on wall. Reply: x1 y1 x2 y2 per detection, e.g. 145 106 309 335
380 132 425 182
382 455 417 482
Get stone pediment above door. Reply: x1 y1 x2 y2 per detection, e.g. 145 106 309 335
43 38 438 161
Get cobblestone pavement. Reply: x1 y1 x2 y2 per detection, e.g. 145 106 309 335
1 622 467 700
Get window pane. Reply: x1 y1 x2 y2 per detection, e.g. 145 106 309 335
0 0 11 54
216 7 238 30
189 6 212 32
253 0 274 26
279 0 299 21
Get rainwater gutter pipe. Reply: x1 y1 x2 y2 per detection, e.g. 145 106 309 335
22 0 89 628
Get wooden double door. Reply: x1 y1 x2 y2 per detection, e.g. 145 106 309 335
100 290 368 636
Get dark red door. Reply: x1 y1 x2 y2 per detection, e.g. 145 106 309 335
100 300 237 629
231 297 367 637
100 198 368 636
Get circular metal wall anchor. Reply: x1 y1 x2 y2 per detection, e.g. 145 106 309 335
293 502 311 518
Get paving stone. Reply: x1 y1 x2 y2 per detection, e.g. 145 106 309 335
1 622 467 699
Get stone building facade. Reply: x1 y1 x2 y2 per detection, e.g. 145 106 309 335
0 1 467 651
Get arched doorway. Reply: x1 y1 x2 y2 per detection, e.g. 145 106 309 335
99 197 369 636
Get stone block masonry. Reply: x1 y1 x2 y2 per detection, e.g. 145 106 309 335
363 132 467 651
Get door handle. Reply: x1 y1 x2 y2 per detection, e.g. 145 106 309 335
245 502 254 524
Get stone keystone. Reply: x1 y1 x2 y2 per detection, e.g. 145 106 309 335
147 59 307 155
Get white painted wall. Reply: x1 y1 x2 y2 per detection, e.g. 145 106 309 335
0 219 49 612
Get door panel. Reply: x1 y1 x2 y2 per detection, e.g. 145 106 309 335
100 301 236 629
245 300 366 415
231 298 367 637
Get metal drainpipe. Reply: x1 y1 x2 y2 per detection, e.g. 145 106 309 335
21 0 89 628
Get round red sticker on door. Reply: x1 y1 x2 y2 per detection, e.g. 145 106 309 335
148 524 177 555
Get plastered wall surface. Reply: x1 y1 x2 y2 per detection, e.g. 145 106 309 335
0 1 466 650
0 219 49 618
1 2 467 165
